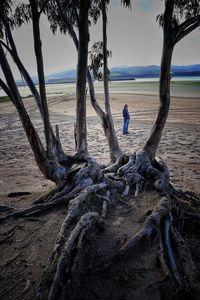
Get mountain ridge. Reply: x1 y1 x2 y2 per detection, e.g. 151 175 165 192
16 64 200 85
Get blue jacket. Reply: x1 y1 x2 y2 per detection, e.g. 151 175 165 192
123 107 130 120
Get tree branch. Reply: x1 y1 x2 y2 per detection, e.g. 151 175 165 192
173 15 200 45
30 0 54 156
0 39 12 53
56 0 78 49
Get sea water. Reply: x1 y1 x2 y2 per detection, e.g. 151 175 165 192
0 77 200 98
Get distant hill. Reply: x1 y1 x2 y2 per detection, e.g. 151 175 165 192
15 64 200 86
109 65 200 79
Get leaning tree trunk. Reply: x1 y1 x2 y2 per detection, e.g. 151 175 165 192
143 0 175 161
0 43 62 182
0 39 65 160
30 0 54 157
74 0 90 156
143 42 174 160
0 19 43 119
102 0 123 161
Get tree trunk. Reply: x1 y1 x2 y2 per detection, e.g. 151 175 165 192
30 0 54 157
0 8 66 159
74 0 90 155
143 1 175 161
0 43 54 181
0 21 42 119
143 42 173 160
102 1 123 161
56 0 121 161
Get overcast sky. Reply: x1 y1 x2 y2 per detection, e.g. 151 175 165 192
2 0 200 79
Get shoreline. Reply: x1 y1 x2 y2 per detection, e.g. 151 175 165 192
1 79 200 99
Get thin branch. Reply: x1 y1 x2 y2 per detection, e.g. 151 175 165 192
56 0 78 49
173 15 200 44
0 39 12 53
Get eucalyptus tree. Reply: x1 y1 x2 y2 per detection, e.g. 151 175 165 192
144 0 200 160
1 1 200 299
0 0 90 178
44 0 126 161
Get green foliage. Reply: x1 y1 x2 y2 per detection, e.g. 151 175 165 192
157 0 200 29
0 0 14 38
174 0 200 19
121 0 131 9
89 41 112 80
13 4 32 27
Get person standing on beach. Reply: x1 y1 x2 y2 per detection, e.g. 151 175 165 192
122 104 130 135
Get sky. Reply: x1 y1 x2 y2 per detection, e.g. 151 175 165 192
2 0 200 79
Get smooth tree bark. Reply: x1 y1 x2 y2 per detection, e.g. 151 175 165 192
101 0 123 161
0 19 65 160
143 0 175 161
74 0 90 155
0 9 43 118
56 0 122 161
144 0 200 161
1 1 200 299
0 43 53 181
30 0 54 157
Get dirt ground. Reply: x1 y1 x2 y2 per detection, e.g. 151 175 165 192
0 93 200 299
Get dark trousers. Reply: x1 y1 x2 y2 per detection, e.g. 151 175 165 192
123 119 129 134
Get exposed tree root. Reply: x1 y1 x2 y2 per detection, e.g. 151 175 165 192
170 225 200 295
117 150 169 198
163 216 182 286
0 194 73 222
102 154 128 174
1 152 200 299
33 181 67 204
51 182 107 260
115 196 171 259
48 212 103 300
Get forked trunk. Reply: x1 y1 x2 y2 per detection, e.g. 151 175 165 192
75 0 90 155
0 20 42 119
102 1 123 161
56 0 121 161
0 43 53 181
144 42 174 160
0 11 65 159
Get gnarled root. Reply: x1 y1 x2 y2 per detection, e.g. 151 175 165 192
117 150 170 197
170 226 200 295
35 212 104 300
49 212 104 300
51 182 107 260
116 196 171 259
102 154 128 174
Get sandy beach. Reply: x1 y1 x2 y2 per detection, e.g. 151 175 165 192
0 92 200 194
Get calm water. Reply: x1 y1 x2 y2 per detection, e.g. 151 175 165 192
1 77 200 98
